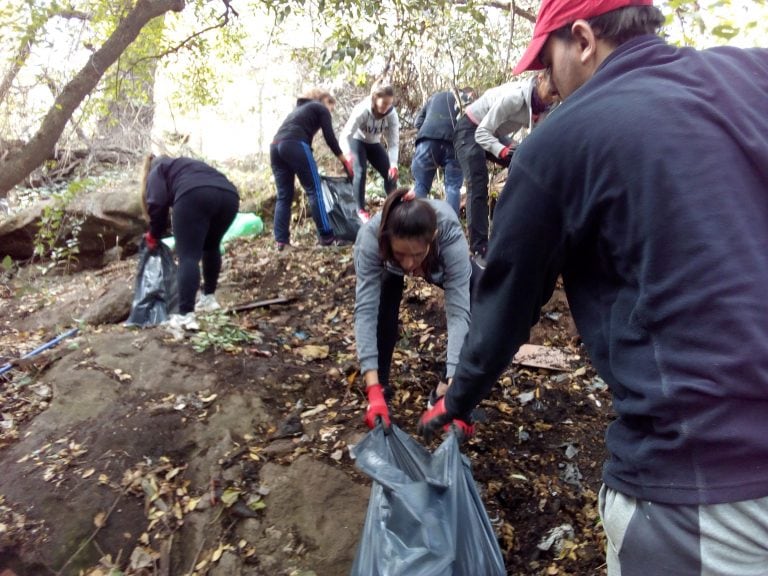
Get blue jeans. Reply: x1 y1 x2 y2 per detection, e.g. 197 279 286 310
411 138 463 215
271 140 334 243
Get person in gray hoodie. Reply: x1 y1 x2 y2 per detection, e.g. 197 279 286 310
354 188 471 430
340 82 400 223
454 74 556 261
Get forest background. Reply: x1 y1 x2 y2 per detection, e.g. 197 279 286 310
0 0 766 216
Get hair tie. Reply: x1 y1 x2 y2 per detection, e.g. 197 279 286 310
403 189 416 202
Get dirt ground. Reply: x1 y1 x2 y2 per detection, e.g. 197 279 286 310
0 223 613 576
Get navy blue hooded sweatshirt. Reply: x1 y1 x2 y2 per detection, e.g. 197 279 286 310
414 91 460 144
446 35 768 506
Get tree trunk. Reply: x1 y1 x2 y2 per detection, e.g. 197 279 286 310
0 0 185 198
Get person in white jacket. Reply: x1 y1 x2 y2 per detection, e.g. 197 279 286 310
340 82 400 222
454 73 556 262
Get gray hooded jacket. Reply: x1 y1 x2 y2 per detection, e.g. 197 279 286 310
353 200 471 379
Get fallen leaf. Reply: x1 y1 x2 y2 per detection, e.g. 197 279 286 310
220 487 241 507
295 344 329 361
212 544 224 562
93 511 106 528
82 468 95 479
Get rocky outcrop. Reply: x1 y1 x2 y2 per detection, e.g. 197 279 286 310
0 177 146 268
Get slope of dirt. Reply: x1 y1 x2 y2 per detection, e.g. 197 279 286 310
0 227 613 576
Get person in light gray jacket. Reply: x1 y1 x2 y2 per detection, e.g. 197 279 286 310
354 188 471 429
340 82 401 222
455 73 556 260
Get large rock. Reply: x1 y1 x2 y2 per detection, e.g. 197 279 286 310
0 176 146 267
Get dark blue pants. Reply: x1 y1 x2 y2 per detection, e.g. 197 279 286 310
172 187 239 314
411 138 463 215
348 139 396 211
271 140 333 243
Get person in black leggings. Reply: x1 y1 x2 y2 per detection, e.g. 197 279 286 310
141 155 239 324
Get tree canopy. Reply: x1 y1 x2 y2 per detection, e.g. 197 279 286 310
0 0 765 197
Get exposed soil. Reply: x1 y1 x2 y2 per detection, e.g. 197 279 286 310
0 222 612 576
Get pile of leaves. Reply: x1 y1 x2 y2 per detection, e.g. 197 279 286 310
0 222 613 575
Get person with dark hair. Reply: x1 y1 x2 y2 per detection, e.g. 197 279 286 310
340 82 400 223
141 155 240 328
354 189 472 431
455 73 556 263
410 88 476 215
419 0 768 573
271 88 354 250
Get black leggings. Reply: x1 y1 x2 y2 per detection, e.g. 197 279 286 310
349 139 396 210
172 187 239 314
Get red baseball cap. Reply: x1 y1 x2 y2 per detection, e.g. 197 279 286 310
513 0 654 75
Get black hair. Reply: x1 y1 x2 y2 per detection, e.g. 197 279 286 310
552 5 665 47
378 188 439 273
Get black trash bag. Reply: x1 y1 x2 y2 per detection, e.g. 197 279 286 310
321 175 361 241
125 241 178 327
350 424 506 576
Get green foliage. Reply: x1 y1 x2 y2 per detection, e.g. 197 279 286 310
191 312 256 353
32 178 89 275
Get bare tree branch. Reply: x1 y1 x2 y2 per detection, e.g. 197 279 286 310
0 7 91 105
451 0 536 23
127 0 238 69
0 0 187 198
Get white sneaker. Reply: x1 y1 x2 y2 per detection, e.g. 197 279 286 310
195 294 221 312
166 312 199 331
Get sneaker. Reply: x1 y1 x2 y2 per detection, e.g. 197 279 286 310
276 242 289 252
166 312 199 331
195 294 221 313
357 209 371 223
318 235 351 247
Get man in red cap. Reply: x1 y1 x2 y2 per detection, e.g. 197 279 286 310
418 1 768 573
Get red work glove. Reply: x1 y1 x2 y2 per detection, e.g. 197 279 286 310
341 156 354 181
498 143 516 160
143 231 158 251
417 396 474 442
388 166 399 182
364 384 391 430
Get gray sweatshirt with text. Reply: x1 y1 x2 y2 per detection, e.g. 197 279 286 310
340 98 400 165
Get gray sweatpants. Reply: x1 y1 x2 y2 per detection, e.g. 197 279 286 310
599 485 768 575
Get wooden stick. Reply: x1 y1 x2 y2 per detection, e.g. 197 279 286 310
226 295 297 313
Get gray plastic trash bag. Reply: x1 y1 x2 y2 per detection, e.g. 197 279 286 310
321 175 361 241
125 241 178 327
350 424 505 576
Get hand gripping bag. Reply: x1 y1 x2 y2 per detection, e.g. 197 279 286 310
125 240 178 327
350 424 505 576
